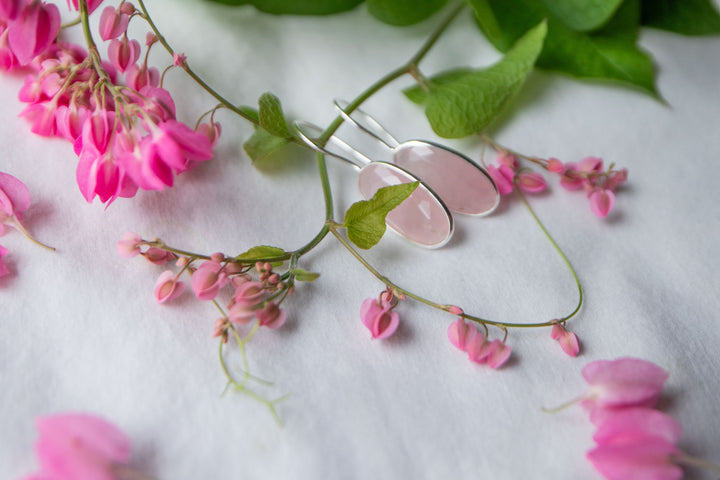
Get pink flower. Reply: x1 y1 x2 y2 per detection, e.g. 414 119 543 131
7 0 60 65
142 247 173 265
107 36 140 73
154 270 185 303
116 232 142 258
605 168 628 192
547 157 565 174
588 188 615 218
496 151 518 170
360 295 399 340
581 357 669 420
197 121 221 148
31 413 131 480
550 323 580 357
0 244 9 277
587 438 683 480
231 280 265 307
592 408 682 445
516 171 547 193
486 164 515 195
0 170 30 221
124 62 159 91
447 317 473 351
190 260 229 301
256 302 287 329
98 6 129 41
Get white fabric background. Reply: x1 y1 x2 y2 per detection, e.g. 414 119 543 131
1 1 719 479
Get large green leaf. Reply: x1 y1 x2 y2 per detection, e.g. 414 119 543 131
205 0 363 15
404 21 546 138
366 0 447 26
469 0 657 95
243 127 289 163
641 0 720 35
343 182 419 249
539 0 625 32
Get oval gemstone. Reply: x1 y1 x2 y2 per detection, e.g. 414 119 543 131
394 141 499 216
357 162 452 248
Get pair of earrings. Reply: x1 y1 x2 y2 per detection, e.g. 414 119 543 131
295 101 500 248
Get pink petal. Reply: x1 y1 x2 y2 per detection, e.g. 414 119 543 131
593 408 683 445
360 297 381 329
153 270 185 303
107 37 140 73
586 437 682 480
371 309 399 339
7 1 60 65
447 317 472 351
589 189 615 218
98 6 128 41
547 157 565 174
487 340 511 369
466 329 491 364
516 171 547 193
578 156 603 172
190 260 229 301
0 171 30 215
257 302 287 329
116 232 142 258
487 165 514 195
558 330 580 357
582 357 669 410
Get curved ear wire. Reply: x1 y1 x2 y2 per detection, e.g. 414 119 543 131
293 121 372 170
334 99 400 150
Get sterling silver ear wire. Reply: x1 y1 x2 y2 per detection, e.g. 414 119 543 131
294 121 454 249
334 99 500 217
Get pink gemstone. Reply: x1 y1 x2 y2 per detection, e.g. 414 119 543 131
358 163 453 248
393 141 499 216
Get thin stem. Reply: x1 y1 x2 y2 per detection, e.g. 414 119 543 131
541 394 586 414
8 218 55 251
672 454 720 474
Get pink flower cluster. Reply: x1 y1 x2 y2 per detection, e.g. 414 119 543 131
487 150 628 218
21 412 139 480
359 289 400 339
447 316 511 369
1 0 220 205
118 234 289 335
564 357 692 479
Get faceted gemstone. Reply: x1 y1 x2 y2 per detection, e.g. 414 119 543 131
358 162 452 248
394 141 499 216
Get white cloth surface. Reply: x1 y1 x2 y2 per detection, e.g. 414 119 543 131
1 1 720 479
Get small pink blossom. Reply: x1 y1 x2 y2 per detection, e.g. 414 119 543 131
98 6 129 41
581 357 669 420
496 151 518 170
7 0 60 65
486 164 514 195
173 52 186 67
592 408 682 445
231 280 265 307
448 305 463 316
142 247 173 265
227 302 256 325
153 270 185 303
547 157 565 173
107 36 140 73
116 232 142 258
516 171 547 193
550 323 580 357
485 339 512 368
124 62 159 91
605 168 628 192
360 295 399 340
466 329 492 364
256 302 287 329
197 121 222 148
447 317 473 351
588 188 615 218
30 413 131 480
190 260 229 301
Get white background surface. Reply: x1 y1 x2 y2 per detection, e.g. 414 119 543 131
1 1 720 478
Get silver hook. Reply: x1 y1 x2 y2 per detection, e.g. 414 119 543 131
293 121 371 170
334 99 400 150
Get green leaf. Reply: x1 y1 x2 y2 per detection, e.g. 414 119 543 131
539 0 625 32
243 127 290 163
469 0 658 95
204 0 363 15
292 268 321 282
404 21 546 138
366 0 447 26
343 182 419 249
235 245 286 266
641 0 720 35
258 93 291 138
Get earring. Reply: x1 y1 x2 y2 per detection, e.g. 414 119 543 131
294 121 454 249
334 100 500 216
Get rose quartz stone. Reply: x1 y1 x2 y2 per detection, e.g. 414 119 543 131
394 141 499 216
358 162 452 248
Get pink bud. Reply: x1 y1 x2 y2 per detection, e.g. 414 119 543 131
212 317 229 339
550 323 580 357
360 297 399 340
516 171 547 193
116 232 142 258
190 260 229 301
119 2 135 15
588 188 615 218
547 157 565 174
448 305 463 316
487 165 514 195
605 168 628 192
578 156 603 173
98 6 129 41
107 36 140 73
153 270 185 303
173 52 186 67
145 32 157 46
447 317 472 351
256 302 287 329
143 247 173 265
496 151 518 170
